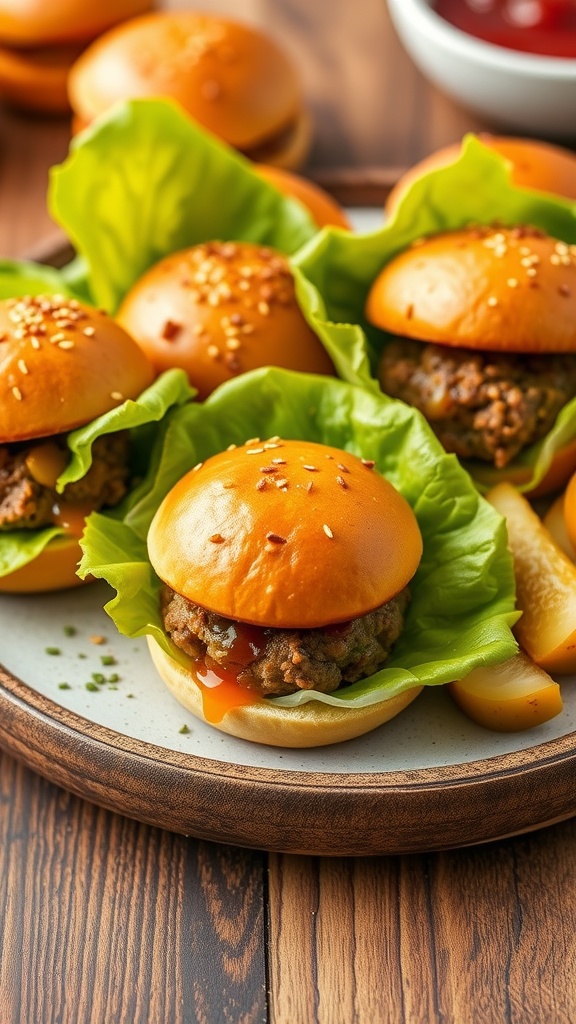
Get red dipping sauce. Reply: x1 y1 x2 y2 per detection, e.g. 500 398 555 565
435 0 576 57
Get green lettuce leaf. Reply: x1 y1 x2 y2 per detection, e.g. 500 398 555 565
80 367 518 709
0 260 73 300
48 98 319 313
0 369 193 577
292 135 576 492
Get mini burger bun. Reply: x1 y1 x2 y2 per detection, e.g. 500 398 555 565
386 135 576 216
0 536 85 594
0 0 155 47
0 294 154 444
148 637 423 748
367 226 576 355
255 164 351 229
148 439 423 629
0 40 83 113
117 242 334 400
68 12 308 166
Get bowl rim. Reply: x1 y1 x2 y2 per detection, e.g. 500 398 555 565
388 0 576 78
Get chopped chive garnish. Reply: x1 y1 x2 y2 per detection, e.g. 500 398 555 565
91 672 106 684
179 724 190 735
100 655 116 666
58 682 71 690
107 673 120 684
85 682 99 692
63 626 76 637
45 647 61 656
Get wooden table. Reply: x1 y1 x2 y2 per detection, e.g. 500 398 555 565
2 2 576 1022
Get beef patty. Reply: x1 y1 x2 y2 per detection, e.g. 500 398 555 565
161 586 410 697
379 340 576 468
0 431 130 531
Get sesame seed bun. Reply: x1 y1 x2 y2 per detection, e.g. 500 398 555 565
117 242 334 400
147 439 423 629
366 227 576 355
0 536 85 593
68 12 307 160
147 636 423 748
386 136 576 216
255 164 351 230
0 0 155 48
0 294 154 444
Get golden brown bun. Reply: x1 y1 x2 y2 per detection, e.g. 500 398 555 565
245 107 311 170
68 12 302 151
0 0 155 47
386 135 576 215
0 536 85 593
148 637 423 748
0 294 154 443
366 226 576 354
255 164 351 229
148 438 423 629
0 39 83 113
117 242 334 400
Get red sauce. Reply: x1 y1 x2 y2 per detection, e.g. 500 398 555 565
192 659 260 724
435 0 576 57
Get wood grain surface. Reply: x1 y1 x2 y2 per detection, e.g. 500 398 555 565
2 0 576 1022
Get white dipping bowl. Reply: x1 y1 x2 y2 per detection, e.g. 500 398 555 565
387 0 576 137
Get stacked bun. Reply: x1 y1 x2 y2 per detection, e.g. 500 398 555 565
0 0 154 113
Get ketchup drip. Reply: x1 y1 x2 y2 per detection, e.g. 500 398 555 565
435 0 576 57
191 620 268 724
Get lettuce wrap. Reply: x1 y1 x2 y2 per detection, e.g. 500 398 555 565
79 367 518 710
48 98 320 313
0 367 193 578
291 135 576 492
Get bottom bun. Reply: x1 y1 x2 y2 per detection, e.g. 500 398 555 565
0 536 86 593
246 107 313 171
0 41 83 113
148 637 423 748
468 438 576 499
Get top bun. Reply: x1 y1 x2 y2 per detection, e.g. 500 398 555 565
117 241 334 399
0 294 154 443
0 0 155 47
148 438 423 629
366 226 576 354
68 12 302 151
386 135 576 216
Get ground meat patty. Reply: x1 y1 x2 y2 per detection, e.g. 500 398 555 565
0 432 130 530
379 340 576 468
161 586 410 697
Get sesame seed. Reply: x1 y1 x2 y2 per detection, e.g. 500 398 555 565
306 481 314 493
12 386 22 400
271 458 286 465
226 338 241 351
361 459 375 469
323 524 334 539
336 475 348 489
303 465 318 472
256 479 267 491
51 332 66 343
550 254 562 266
226 444 237 451
83 326 96 337
507 278 519 288
258 301 270 316
207 344 220 359
275 478 289 489
110 391 124 401
266 533 287 544
192 462 203 472
18 359 28 374
337 463 350 474
209 533 225 543
487 297 498 307
526 268 538 278
246 447 264 455
245 437 260 445
30 337 41 350
58 340 75 349
260 466 278 474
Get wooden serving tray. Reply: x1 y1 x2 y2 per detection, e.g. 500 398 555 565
2 175 576 857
